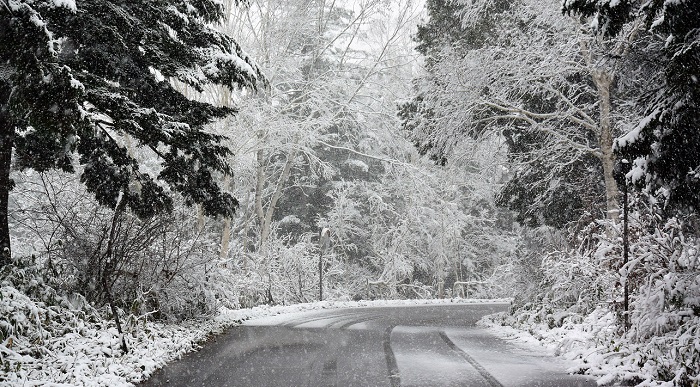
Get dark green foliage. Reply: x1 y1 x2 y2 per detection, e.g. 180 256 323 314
497 148 605 228
561 0 635 37
415 0 514 57
496 81 606 228
0 0 264 237
628 2 700 214
565 0 700 215
399 0 513 165
275 120 384 242
397 94 446 166
624 84 700 214
414 0 465 57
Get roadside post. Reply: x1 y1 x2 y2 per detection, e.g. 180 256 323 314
319 228 331 301
614 159 632 331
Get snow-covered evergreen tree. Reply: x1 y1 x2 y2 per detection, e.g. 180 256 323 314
0 0 264 264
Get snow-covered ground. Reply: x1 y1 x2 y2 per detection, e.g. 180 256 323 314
0 297 508 386
479 309 699 387
478 311 604 380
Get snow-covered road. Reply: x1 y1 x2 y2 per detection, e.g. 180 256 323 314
141 303 595 386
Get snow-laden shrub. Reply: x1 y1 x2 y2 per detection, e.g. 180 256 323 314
235 226 426 305
551 215 700 386
10 170 238 322
493 211 700 386
267 232 320 304
0 256 102 382
498 225 570 308
237 230 321 306
0 255 246 386
541 245 617 318
621 217 700 386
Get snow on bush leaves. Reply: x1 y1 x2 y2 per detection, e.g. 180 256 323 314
487 215 700 386
0 256 230 386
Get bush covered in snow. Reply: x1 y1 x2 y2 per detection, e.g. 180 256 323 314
490 213 700 386
0 254 245 386
10 171 240 322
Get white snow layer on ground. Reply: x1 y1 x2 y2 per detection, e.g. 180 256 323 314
0 298 508 386
479 309 693 387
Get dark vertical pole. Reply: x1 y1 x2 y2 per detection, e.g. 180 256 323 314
319 252 323 301
0 85 14 267
623 177 630 331
319 228 330 302
0 127 12 266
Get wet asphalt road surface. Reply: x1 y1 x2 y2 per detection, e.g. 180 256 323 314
140 303 595 387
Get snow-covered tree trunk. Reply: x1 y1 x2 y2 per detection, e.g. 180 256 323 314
258 147 298 251
593 69 620 221
103 192 128 354
254 148 266 249
220 216 232 260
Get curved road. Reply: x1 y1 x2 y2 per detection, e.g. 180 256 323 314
141 303 594 386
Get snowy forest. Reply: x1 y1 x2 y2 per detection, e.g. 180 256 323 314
0 0 699 385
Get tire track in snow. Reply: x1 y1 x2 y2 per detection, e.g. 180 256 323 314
383 325 401 387
439 331 504 387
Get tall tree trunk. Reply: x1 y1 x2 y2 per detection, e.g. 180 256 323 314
103 192 129 354
261 149 297 245
593 69 620 222
255 146 298 251
220 217 231 260
0 86 14 267
196 204 205 232
254 148 266 250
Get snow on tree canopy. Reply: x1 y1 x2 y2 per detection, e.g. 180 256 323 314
49 0 76 11
345 159 369 173
0 0 266 258
614 108 661 150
